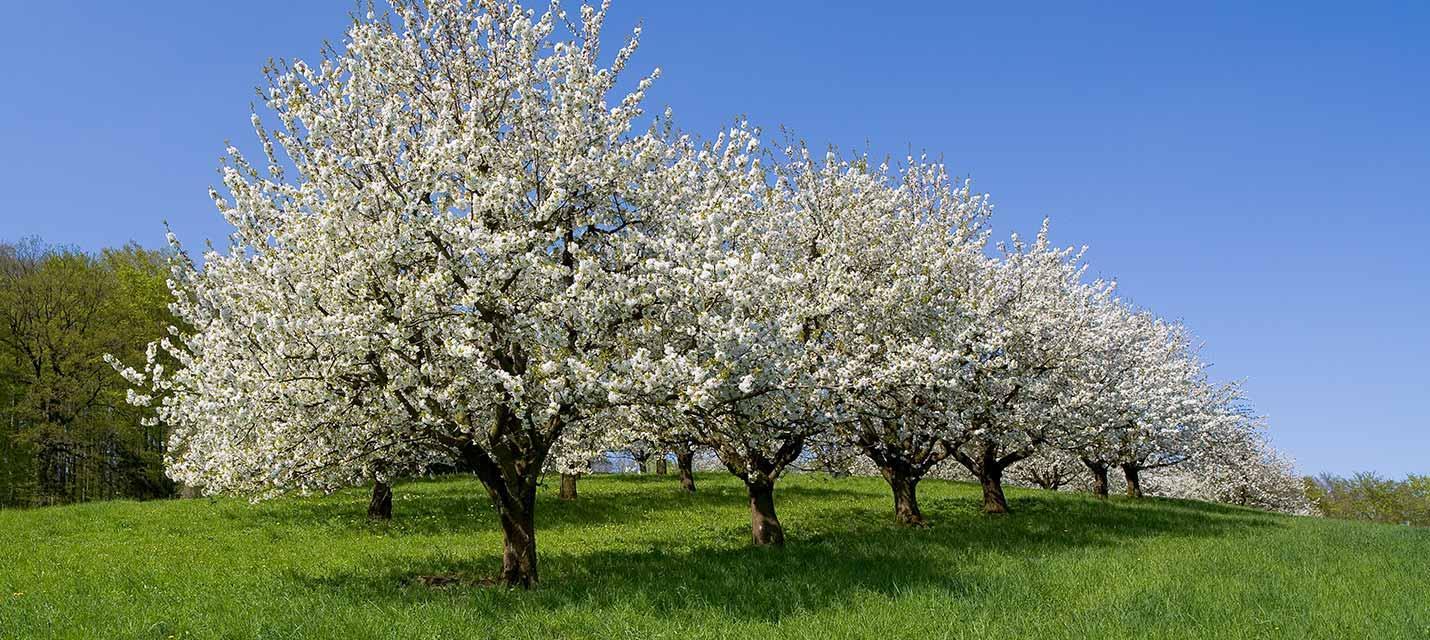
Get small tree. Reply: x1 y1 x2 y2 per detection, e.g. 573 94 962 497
626 439 657 474
1007 447 1085 492
666 437 699 493
1103 336 1236 499
647 414 702 493
1144 427 1316 516
1052 303 1171 499
546 417 615 502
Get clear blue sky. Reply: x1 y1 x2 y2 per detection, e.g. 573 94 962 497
1 1 1426 476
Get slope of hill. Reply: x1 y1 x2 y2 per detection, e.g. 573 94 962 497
2 474 1426 639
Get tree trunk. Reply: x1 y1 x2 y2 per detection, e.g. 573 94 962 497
367 481 393 520
656 457 668 475
979 469 1011 514
884 471 926 526
676 452 695 493
558 473 578 501
462 442 541 589
498 506 538 588
955 440 1015 514
746 480 785 547
490 471 541 589
1082 458 1110 499
454 405 554 590
1122 463 1143 498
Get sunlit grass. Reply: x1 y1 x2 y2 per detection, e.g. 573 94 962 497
2 473 1426 639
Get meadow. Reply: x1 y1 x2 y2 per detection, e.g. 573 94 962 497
2 473 1427 639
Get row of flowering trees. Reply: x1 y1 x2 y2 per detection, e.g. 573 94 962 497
111 0 1309 588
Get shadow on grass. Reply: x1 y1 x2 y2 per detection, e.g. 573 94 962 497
283 479 1283 623
244 474 871 537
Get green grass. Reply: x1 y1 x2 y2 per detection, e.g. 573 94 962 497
2 474 1427 639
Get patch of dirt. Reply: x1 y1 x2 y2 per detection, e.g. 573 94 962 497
407 573 501 589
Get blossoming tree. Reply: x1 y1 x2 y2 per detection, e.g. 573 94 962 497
822 159 991 525
113 0 676 587
1050 303 1172 498
638 129 873 546
937 226 1115 513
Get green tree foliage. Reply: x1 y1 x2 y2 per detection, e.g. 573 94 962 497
1305 472 1430 526
0 239 173 506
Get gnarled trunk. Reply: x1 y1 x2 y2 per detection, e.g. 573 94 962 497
498 506 538 588
746 479 785 547
460 417 547 589
676 451 695 493
713 434 804 547
953 439 1022 514
558 473 578 501
884 471 926 526
850 420 947 525
655 457 668 475
368 481 393 520
1082 458 1110 499
979 468 1011 514
485 472 541 588
1122 463 1143 499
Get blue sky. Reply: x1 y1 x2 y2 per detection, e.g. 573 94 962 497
1 1 1425 476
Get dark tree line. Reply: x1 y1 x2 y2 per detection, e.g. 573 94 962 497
0 239 174 507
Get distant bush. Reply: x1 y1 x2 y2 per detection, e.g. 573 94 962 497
1305 473 1429 526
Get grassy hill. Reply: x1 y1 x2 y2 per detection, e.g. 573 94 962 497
1 473 1427 639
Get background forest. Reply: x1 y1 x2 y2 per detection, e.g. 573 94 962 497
0 240 173 506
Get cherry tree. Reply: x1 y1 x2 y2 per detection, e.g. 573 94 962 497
93 0 1305 584
1144 430 1315 515
546 413 625 502
1230 442 1316 516
661 433 701 493
603 405 705 491
1051 303 1173 499
113 0 676 588
801 431 869 478
624 438 658 474
822 158 991 525
1116 380 1306 510
1006 447 1086 492
1107 350 1235 499
636 129 871 546
1051 306 1310 511
638 409 703 492
938 226 1115 513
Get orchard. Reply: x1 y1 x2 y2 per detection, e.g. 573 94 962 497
110 0 1314 590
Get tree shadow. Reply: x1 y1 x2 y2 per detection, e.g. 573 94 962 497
283 481 1284 624
238 474 871 537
